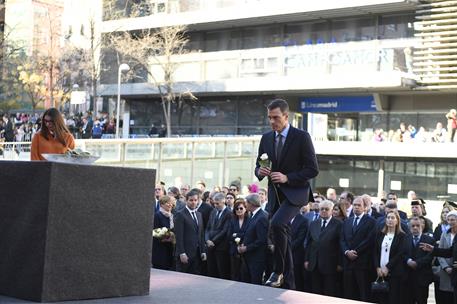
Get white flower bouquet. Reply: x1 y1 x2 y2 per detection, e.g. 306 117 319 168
152 227 175 244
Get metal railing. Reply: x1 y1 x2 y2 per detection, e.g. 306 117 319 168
0 137 262 188
4 137 457 192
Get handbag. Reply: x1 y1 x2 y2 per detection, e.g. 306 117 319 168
371 276 389 293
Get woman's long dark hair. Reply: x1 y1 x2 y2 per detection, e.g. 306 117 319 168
40 108 71 147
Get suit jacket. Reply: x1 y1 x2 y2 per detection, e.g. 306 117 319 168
174 208 205 259
305 217 343 274
205 208 231 252
432 235 457 287
368 207 382 219
255 126 318 212
433 224 447 244
197 202 214 230
406 233 434 286
290 214 308 265
340 214 376 270
373 231 409 279
242 209 269 263
227 216 249 256
4 120 14 142
304 211 320 226
398 210 407 221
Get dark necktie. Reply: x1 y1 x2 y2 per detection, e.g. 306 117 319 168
276 134 283 160
313 212 319 221
413 235 419 247
155 201 160 211
352 216 359 232
321 219 327 231
216 210 222 221
191 212 198 226
353 216 359 227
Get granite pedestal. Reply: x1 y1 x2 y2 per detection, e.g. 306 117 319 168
0 161 155 302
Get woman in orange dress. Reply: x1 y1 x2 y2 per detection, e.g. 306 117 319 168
31 108 75 161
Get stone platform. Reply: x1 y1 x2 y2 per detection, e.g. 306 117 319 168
0 269 365 304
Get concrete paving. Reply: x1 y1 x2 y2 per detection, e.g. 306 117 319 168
0 269 365 304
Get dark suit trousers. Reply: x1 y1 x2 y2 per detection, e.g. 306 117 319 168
310 269 337 297
230 255 242 281
293 261 305 292
406 280 429 304
207 249 230 280
270 199 300 286
241 259 265 285
343 269 370 301
176 255 201 275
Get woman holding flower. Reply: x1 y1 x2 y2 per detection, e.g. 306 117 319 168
151 195 175 270
227 198 249 281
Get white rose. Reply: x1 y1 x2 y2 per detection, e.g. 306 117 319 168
235 237 241 244
260 153 269 161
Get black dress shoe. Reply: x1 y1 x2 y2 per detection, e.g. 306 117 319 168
264 272 284 288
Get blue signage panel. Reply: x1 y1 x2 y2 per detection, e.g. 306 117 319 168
300 96 376 113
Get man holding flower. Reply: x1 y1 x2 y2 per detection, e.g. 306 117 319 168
255 98 319 289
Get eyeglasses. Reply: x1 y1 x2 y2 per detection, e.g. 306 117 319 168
320 207 330 211
235 207 245 211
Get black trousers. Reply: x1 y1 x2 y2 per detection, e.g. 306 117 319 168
230 255 242 281
310 269 338 297
406 276 430 304
175 254 201 275
270 198 300 288
207 249 230 280
343 268 370 301
241 259 265 285
293 261 305 292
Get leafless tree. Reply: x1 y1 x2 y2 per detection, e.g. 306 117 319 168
109 25 197 137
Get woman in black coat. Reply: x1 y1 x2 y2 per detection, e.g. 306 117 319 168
373 210 409 304
151 196 175 270
227 198 249 281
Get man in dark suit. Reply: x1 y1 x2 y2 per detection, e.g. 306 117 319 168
255 99 319 288
2 114 14 142
340 196 376 301
406 217 434 304
305 199 342 297
376 202 410 234
410 199 433 234
195 188 213 276
205 192 231 279
304 195 323 225
174 189 206 275
238 193 269 285
290 213 308 291
387 192 408 220
339 191 354 218
362 194 382 219
196 188 214 231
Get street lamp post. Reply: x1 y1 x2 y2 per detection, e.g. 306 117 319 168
116 63 130 139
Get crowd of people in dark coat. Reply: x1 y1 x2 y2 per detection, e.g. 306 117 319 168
151 180 457 304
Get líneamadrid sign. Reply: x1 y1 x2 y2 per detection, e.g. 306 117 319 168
285 42 395 75
300 96 376 113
